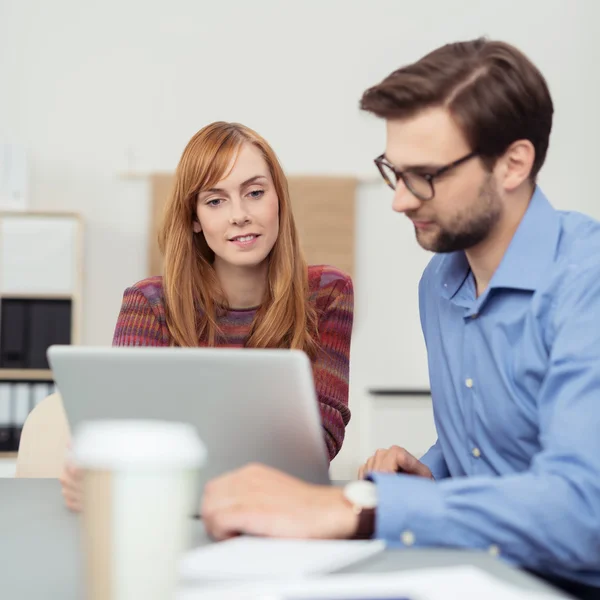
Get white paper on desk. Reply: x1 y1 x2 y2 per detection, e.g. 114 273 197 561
179 537 386 581
177 564 563 600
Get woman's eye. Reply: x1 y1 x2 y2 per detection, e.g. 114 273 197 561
248 189 265 199
206 198 223 207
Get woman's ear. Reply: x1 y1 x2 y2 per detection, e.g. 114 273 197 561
193 220 202 233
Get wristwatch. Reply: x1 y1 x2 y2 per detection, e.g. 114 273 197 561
342 480 378 539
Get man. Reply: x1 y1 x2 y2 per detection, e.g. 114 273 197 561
202 38 600 599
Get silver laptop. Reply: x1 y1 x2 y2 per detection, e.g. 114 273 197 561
47 346 331 491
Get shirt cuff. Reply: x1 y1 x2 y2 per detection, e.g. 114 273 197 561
368 472 447 547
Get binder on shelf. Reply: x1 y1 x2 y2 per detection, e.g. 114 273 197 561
33 383 49 407
0 301 28 368
0 382 51 452
0 384 11 452
0 298 72 369
12 382 31 450
27 300 71 368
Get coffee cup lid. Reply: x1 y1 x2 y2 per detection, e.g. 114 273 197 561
72 420 207 470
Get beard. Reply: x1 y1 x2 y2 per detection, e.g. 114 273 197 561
414 175 502 253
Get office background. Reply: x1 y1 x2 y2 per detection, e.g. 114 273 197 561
0 0 598 479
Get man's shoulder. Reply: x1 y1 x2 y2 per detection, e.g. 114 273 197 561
556 211 600 265
543 212 600 293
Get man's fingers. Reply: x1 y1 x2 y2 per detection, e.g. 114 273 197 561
366 456 377 473
359 450 397 477
372 449 388 471
369 448 399 473
380 452 402 473
392 446 432 478
202 481 238 519
359 446 433 477
205 506 252 541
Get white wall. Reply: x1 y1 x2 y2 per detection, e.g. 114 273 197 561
1 0 599 478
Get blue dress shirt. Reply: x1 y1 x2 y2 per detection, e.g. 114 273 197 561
370 187 600 586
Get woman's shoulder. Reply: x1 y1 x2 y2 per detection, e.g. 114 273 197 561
122 276 165 308
308 265 352 290
307 265 352 293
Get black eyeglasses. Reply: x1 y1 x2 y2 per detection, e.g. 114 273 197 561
374 151 478 201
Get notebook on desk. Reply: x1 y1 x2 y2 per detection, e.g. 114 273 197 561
47 346 331 499
175 564 558 600
180 537 386 581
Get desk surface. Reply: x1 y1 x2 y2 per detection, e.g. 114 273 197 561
0 479 566 599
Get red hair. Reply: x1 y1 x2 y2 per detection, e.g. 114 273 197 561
159 122 319 357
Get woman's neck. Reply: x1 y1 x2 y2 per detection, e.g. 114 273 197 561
214 259 268 309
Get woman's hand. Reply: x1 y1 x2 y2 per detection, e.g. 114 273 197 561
60 461 83 512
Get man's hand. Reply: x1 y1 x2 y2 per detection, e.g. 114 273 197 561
202 464 358 541
357 445 433 480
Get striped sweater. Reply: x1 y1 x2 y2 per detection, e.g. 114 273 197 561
112 265 353 461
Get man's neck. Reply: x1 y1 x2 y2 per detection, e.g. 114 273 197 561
214 259 268 309
466 186 534 297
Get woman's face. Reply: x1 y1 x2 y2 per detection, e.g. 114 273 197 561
194 143 280 269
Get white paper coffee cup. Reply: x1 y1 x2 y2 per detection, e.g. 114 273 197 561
73 420 206 600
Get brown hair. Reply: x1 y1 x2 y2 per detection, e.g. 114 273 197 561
159 121 319 358
360 37 553 179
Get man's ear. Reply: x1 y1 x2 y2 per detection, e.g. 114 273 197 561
496 140 536 192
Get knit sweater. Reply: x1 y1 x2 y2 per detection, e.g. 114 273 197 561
112 265 353 461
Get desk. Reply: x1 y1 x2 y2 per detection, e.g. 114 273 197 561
0 479 567 599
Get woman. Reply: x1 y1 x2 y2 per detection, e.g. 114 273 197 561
61 122 353 509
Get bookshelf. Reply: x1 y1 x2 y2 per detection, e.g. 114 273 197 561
0 369 54 381
0 212 83 460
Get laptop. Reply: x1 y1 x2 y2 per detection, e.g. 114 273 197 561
47 346 331 492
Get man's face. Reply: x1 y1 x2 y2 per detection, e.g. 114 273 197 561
384 107 503 253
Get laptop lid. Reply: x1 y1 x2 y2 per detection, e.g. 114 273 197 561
47 346 331 490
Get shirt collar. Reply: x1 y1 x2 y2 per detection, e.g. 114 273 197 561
438 186 561 299
488 186 560 291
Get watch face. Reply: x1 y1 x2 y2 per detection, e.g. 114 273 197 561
344 480 378 509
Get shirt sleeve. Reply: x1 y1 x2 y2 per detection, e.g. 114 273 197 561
112 287 168 346
420 439 450 480
370 264 600 574
313 277 353 460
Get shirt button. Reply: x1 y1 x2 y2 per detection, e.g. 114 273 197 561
471 313 478 319
400 530 415 546
472 447 481 458
488 544 501 557
465 378 474 388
